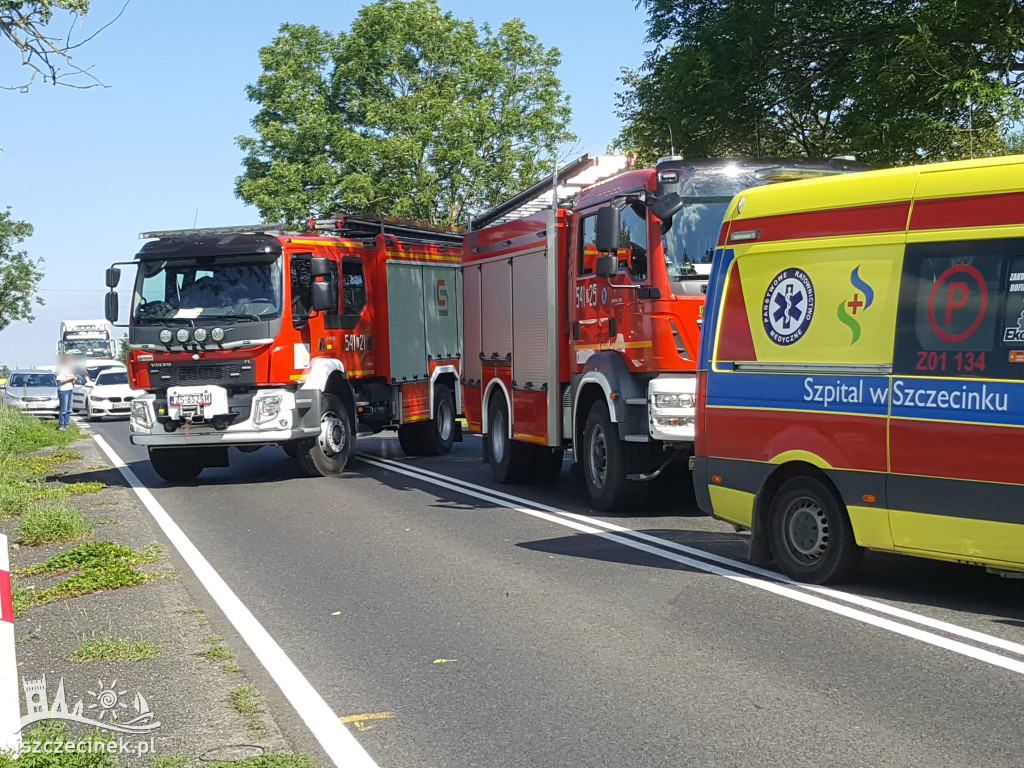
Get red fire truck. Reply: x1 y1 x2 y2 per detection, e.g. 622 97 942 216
462 153 856 511
103 215 463 482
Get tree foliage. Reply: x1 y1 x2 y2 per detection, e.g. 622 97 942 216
236 0 575 228
0 208 43 331
616 0 1024 165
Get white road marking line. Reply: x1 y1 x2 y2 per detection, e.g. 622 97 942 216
359 454 1024 677
365 456 1024 660
93 435 379 768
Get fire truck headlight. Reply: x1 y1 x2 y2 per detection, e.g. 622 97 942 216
159 329 173 344
211 328 225 342
653 393 695 409
130 400 153 428
193 328 208 342
254 395 283 426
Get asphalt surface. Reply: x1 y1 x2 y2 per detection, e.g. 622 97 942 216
89 419 1024 768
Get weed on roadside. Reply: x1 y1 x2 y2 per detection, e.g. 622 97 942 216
16 503 93 546
228 686 267 735
0 408 81 454
204 756 316 768
0 722 118 767
73 635 161 662
198 636 235 664
20 541 161 576
152 756 190 768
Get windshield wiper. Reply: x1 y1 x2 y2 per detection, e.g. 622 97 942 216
203 313 263 323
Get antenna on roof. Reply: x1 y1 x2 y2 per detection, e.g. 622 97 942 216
668 124 676 157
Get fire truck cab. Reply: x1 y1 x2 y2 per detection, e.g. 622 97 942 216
104 216 463 483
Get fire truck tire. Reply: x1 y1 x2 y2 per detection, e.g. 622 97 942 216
418 384 456 456
530 446 564 484
397 424 425 457
281 441 299 458
294 393 354 476
488 396 530 484
148 448 203 483
582 403 632 512
766 475 863 584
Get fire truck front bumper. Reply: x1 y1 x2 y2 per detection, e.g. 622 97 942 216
127 387 321 447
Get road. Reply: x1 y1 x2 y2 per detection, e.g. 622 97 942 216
89 419 1024 768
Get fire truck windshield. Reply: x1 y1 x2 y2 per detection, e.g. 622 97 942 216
661 170 762 285
62 339 111 357
133 255 283 323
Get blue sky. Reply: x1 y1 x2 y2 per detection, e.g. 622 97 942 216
0 0 650 368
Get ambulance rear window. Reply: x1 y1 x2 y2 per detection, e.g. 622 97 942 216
894 239 1024 378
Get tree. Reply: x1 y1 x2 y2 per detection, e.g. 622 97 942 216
0 208 43 331
616 0 1024 166
117 335 128 364
1 0 126 90
236 0 575 228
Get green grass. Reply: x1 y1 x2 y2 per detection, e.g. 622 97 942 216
204 757 315 768
198 635 235 664
73 635 161 662
16 502 93 545
0 407 81 454
14 541 164 615
228 686 267 735
0 723 119 767
152 757 190 768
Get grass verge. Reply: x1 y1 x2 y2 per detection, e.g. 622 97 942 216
228 686 268 735
73 635 161 663
0 722 119 767
16 503 93 546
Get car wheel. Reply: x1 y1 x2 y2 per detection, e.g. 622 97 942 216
767 475 863 584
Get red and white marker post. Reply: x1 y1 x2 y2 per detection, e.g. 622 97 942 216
0 533 20 753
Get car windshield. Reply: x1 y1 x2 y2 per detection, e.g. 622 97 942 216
95 371 128 386
87 364 120 380
132 255 283 324
8 373 57 388
661 170 765 282
64 339 111 356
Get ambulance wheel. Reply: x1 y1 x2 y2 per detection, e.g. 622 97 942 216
488 396 530 484
582 403 632 512
295 393 354 476
530 446 564 484
418 383 456 456
148 448 203 483
767 475 863 584
398 424 425 457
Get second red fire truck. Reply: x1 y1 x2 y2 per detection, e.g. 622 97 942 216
462 153 855 510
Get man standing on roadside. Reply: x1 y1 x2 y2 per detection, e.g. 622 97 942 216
55 355 78 429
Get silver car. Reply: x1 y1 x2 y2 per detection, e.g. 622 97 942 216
2 370 60 419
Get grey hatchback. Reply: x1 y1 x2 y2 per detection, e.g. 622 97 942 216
2 370 60 419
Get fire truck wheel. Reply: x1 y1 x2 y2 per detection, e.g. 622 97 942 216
397 424 425 457
582 403 631 512
295 393 354 476
281 441 299 458
530 446 564 484
488 396 530 484
418 384 456 456
148 448 203 483
767 475 863 584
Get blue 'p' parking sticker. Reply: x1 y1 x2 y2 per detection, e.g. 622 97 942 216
763 268 815 345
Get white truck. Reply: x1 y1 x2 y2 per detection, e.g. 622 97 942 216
57 320 117 361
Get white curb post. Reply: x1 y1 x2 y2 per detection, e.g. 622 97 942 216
0 533 20 754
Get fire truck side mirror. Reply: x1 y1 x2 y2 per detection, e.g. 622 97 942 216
594 206 620 254
104 291 119 324
651 192 683 223
310 257 332 278
311 280 334 313
105 267 121 288
595 255 618 278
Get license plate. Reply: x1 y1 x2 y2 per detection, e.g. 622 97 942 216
113 402 131 410
170 392 212 407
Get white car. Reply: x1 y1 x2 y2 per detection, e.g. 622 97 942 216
71 362 126 413
81 369 142 421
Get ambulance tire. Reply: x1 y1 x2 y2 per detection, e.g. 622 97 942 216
294 393 354 477
148 448 203 483
581 403 633 512
418 383 456 457
767 475 863 584
397 424 425 457
530 446 565 484
488 396 530 484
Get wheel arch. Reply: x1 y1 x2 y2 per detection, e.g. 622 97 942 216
481 378 512 437
298 358 355 427
430 365 460 415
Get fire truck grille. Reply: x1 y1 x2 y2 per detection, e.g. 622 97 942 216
149 360 256 388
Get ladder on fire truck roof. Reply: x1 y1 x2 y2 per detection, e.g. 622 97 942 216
140 211 464 247
469 153 635 231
